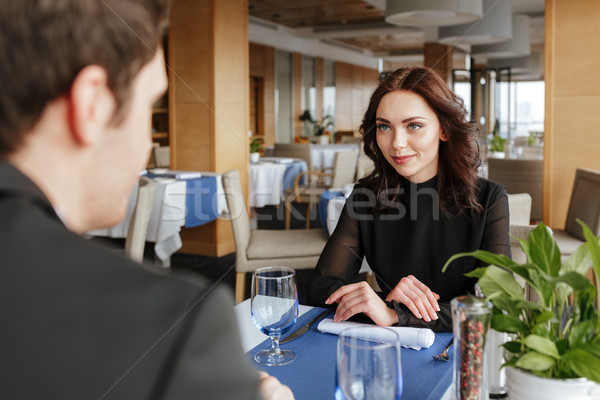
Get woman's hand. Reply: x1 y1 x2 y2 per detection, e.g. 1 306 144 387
385 275 440 322
325 281 399 326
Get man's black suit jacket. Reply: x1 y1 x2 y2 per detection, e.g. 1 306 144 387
0 160 262 399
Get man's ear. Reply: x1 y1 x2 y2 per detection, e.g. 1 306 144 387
69 65 115 146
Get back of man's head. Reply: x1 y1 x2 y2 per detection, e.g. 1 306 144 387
0 0 168 156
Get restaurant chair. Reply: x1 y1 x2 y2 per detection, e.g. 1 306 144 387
222 169 329 304
153 145 170 168
124 176 156 263
507 193 532 226
284 149 358 229
552 168 600 260
356 142 374 180
274 143 313 172
340 135 361 144
488 158 543 221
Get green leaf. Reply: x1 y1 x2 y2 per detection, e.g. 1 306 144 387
522 335 560 359
579 219 600 303
562 242 592 276
555 272 594 290
562 348 600 383
478 265 524 300
502 340 523 354
515 351 556 372
463 267 487 279
528 222 562 277
568 321 594 346
442 250 516 273
491 313 527 333
533 310 555 325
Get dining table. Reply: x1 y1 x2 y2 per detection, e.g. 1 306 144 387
235 299 453 399
88 170 228 266
249 157 308 207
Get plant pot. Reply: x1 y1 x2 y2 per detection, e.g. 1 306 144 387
318 135 329 145
506 367 600 400
250 152 260 163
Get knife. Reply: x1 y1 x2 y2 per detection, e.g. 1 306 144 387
280 310 330 344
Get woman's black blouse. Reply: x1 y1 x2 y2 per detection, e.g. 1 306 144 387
306 176 511 331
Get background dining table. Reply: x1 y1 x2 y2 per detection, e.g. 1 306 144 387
235 299 453 399
88 171 228 266
249 157 307 207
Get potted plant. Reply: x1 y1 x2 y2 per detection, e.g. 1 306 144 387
299 110 334 144
442 221 600 399
487 134 506 158
249 137 261 163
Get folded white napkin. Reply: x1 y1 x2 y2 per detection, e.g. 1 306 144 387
317 319 435 350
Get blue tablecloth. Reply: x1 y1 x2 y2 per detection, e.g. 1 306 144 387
319 190 345 235
183 176 220 227
146 173 220 228
247 308 453 400
282 160 307 192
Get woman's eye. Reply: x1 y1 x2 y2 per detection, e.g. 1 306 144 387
407 123 421 131
376 124 390 131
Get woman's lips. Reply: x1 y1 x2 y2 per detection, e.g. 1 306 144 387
391 155 415 165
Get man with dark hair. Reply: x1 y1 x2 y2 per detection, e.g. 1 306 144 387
0 1 293 399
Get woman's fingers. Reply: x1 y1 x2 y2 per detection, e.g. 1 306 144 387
332 282 398 326
386 276 439 322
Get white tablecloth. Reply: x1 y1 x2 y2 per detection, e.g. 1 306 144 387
311 143 359 171
249 162 287 207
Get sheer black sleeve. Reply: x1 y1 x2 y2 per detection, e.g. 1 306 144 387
479 183 511 260
306 204 364 307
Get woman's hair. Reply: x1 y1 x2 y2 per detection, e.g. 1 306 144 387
360 67 482 217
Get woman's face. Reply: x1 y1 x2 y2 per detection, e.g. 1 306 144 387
375 90 446 183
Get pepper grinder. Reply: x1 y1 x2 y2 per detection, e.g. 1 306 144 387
451 295 491 400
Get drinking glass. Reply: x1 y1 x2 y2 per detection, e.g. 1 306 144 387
251 266 299 366
335 326 402 400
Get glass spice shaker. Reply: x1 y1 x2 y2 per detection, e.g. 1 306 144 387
451 295 491 400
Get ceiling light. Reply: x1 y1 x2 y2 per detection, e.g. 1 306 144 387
487 52 543 79
472 15 531 59
438 0 512 45
385 0 483 27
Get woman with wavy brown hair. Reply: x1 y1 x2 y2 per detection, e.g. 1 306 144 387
307 67 510 332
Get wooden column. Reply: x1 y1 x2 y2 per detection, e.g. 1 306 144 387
169 0 249 256
424 42 453 85
544 0 600 228
293 52 303 139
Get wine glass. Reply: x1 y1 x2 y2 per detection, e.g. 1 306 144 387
335 326 402 400
251 266 299 366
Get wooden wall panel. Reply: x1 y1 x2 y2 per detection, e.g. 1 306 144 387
293 52 303 137
316 57 324 123
544 0 600 228
424 42 453 85
249 43 275 147
335 61 378 136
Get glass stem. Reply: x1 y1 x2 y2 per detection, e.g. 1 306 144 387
271 336 282 356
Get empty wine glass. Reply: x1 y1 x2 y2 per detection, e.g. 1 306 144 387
251 266 299 366
335 326 402 400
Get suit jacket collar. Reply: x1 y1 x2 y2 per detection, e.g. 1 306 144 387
0 158 60 220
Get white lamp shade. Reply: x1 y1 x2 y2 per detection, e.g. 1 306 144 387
472 15 531 58
385 0 483 27
438 0 512 45
488 52 543 79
